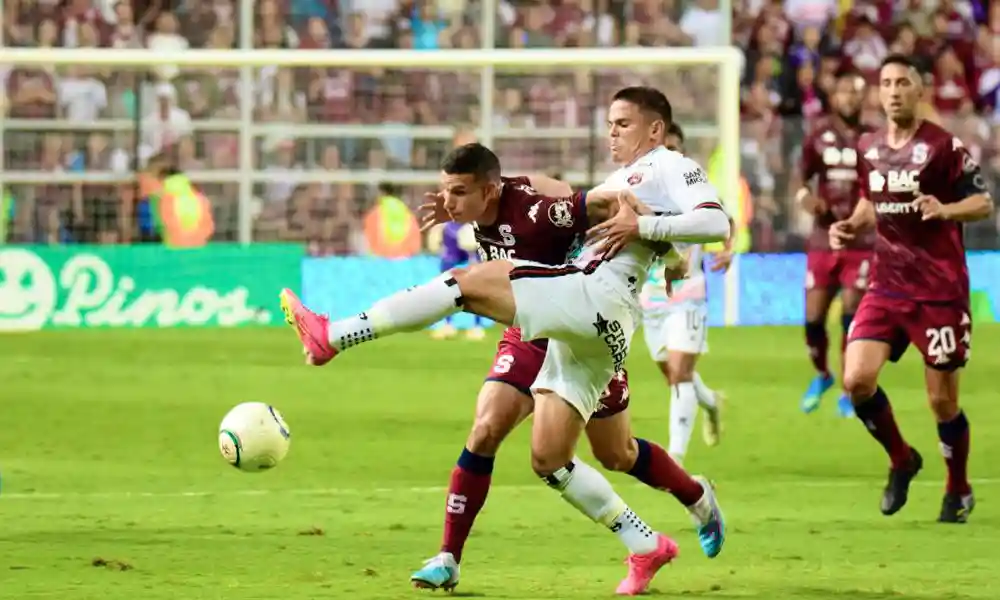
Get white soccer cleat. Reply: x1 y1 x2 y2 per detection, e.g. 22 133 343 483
701 391 725 447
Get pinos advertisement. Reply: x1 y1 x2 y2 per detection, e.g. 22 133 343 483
0 245 303 331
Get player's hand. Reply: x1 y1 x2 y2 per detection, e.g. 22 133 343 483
710 249 733 272
586 192 641 259
418 191 453 232
798 191 827 216
829 221 855 250
912 195 949 220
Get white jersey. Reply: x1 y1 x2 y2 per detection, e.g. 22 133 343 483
640 243 707 314
578 146 721 305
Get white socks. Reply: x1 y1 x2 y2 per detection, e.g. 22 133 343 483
668 382 698 460
693 371 717 409
327 273 463 351
546 458 659 555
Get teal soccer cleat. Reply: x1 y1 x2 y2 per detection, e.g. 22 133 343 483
411 552 460 591
688 476 725 558
801 373 835 413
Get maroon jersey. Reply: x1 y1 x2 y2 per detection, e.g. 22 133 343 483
474 176 587 341
857 121 988 302
800 117 873 250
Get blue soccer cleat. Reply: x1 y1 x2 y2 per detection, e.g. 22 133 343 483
411 552 460 591
801 373 835 414
836 392 855 418
688 476 725 558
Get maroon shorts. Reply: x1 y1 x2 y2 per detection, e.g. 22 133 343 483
848 293 971 370
486 332 630 418
806 249 872 291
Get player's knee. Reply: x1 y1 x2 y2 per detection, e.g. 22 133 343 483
843 368 877 401
928 394 960 421
466 415 512 455
592 442 637 473
530 446 573 478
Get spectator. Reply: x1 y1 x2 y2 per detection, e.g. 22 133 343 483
5 0 1000 250
140 83 193 156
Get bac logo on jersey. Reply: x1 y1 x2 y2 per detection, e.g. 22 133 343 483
683 169 707 186
548 200 575 228
627 172 643 185
869 170 919 193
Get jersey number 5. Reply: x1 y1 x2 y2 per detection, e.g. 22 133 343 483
926 326 957 363
493 354 515 374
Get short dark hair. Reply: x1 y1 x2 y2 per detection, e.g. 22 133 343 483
377 182 400 196
666 122 685 144
612 86 673 127
880 53 918 73
440 143 501 183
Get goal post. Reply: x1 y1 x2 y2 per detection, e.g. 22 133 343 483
0 47 742 246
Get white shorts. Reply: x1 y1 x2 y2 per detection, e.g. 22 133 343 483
643 304 709 361
508 259 636 421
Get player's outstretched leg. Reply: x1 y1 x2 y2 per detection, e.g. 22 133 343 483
587 410 725 559
533 391 678 596
279 261 516 365
801 286 835 413
411 382 533 590
844 340 921 515
924 367 974 523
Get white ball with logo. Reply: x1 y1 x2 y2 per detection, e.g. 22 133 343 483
218 402 291 472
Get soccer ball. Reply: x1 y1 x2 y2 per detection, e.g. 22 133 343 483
218 402 291 472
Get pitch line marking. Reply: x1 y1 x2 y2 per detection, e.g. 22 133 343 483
1 478 996 501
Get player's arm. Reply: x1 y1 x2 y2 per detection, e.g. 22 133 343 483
845 196 876 230
793 135 825 215
914 142 994 222
635 159 731 243
935 193 993 221
525 174 574 198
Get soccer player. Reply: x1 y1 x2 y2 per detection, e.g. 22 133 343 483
642 122 727 464
795 69 872 417
282 87 729 588
831 54 992 523
405 162 712 594
429 222 486 340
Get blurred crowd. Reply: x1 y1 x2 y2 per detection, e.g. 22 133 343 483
1 0 999 251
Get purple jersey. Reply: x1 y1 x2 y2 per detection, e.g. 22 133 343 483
441 222 472 266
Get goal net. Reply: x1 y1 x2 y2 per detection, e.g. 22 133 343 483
0 48 741 248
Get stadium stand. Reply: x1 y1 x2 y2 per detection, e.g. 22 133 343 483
1 0 997 251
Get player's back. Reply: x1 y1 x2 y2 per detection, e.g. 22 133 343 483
857 121 977 301
801 117 873 250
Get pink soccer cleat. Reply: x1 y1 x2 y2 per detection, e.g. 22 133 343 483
279 288 337 366
615 534 679 596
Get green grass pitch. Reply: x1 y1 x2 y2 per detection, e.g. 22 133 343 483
1 326 998 599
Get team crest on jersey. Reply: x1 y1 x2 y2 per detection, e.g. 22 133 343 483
911 143 928 165
548 200 575 228
627 172 643 185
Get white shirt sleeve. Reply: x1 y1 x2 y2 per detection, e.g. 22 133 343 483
657 155 724 214
637 154 729 243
